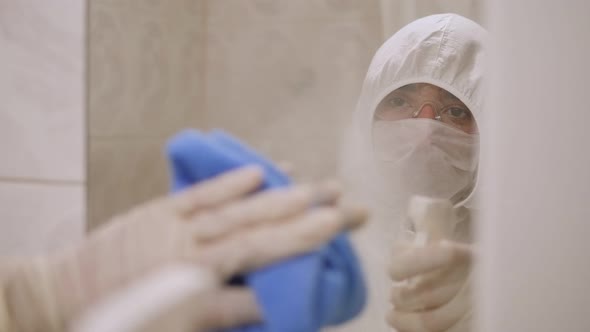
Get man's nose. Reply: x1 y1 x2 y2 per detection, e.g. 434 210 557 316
414 103 437 119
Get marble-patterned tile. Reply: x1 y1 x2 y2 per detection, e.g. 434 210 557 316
204 17 382 180
0 182 84 255
415 0 483 24
0 0 85 181
88 0 206 138
87 137 169 229
207 0 381 25
378 0 484 41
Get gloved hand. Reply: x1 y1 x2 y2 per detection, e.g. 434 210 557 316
387 240 473 332
387 196 474 332
1 166 367 332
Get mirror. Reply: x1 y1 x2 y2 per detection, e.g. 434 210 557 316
87 1 483 330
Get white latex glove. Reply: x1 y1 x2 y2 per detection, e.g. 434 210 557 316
1 166 367 332
71 264 262 332
388 241 473 332
387 196 474 332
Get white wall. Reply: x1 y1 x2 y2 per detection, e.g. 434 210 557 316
0 1 86 254
481 1 590 330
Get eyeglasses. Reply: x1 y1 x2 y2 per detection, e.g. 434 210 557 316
374 95 478 134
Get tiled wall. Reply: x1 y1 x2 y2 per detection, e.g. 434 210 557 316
0 1 86 254
87 0 383 228
88 0 207 228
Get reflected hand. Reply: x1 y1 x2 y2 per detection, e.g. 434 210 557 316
387 240 474 332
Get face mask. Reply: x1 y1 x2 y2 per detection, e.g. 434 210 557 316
371 119 479 205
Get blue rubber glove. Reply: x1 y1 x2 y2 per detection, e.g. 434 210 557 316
166 129 366 332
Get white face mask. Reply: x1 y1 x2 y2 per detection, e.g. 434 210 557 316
371 119 479 206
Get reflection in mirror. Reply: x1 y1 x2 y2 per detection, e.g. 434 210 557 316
343 12 484 331
87 1 483 331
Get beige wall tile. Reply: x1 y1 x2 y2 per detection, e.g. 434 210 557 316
415 0 482 23
205 17 382 180
379 0 484 39
86 1 383 228
89 0 206 138
207 0 381 24
0 0 85 181
87 137 169 229
0 182 84 255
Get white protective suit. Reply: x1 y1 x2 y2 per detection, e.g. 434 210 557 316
337 13 486 332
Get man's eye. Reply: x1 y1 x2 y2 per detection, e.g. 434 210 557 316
447 107 470 118
389 97 408 107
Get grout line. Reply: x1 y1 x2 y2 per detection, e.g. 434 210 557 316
89 135 172 141
0 177 84 186
84 0 91 230
201 0 209 125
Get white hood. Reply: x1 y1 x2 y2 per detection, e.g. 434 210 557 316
352 13 486 209
356 13 485 130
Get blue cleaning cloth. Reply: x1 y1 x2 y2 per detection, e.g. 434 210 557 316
166 129 366 332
